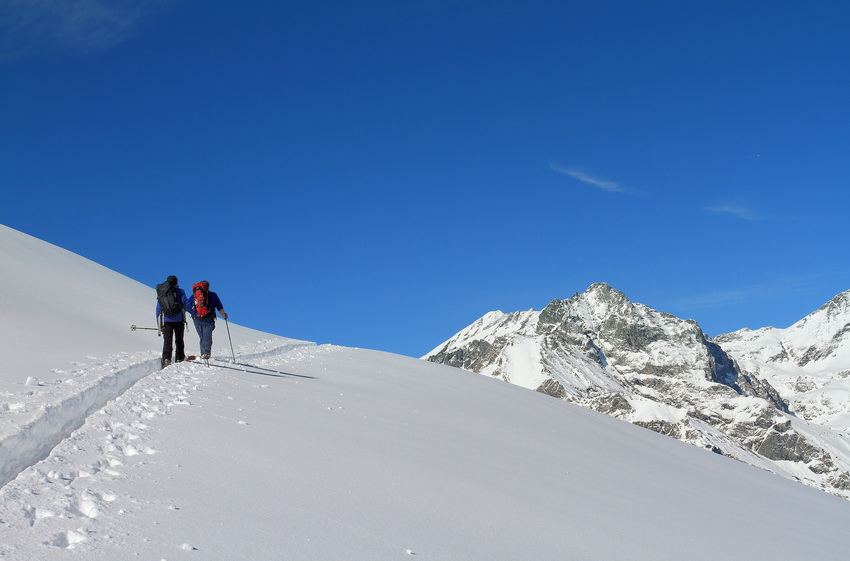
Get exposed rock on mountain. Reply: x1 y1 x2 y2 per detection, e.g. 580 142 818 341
425 283 850 498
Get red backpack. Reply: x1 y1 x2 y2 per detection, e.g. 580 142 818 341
192 282 211 318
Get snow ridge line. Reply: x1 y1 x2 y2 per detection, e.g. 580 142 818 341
224 341 316 363
0 340 314 489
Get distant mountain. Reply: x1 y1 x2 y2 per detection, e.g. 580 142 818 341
716 290 850 431
425 283 850 498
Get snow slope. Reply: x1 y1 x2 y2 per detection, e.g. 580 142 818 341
0 224 306 490
0 223 288 393
2 224 850 560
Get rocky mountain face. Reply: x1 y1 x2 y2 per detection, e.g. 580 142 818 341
425 283 850 498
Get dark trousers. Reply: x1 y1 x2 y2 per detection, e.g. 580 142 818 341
162 321 186 362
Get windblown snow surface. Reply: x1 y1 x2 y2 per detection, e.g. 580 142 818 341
2 224 850 560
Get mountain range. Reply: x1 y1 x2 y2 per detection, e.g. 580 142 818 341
425 282 850 498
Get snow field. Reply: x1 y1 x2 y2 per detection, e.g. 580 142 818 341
5 343 850 559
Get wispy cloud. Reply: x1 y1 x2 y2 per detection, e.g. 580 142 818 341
704 205 803 222
704 205 761 221
551 165 635 194
0 0 178 60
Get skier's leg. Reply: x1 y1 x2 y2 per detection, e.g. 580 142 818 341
174 322 185 362
161 323 175 367
193 318 203 355
208 320 216 356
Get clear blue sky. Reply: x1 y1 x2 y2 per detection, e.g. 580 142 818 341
2 1 848 357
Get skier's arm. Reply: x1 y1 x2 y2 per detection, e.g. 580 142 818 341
212 292 227 319
181 289 197 317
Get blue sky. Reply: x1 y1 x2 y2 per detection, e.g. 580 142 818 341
2 0 849 357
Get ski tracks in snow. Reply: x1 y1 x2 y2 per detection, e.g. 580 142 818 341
0 340 312 557
0 354 161 489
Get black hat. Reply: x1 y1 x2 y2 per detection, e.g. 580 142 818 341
167 275 178 285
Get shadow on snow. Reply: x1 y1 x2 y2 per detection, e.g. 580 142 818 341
211 360 317 380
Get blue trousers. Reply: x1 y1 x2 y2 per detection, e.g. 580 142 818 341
193 318 216 356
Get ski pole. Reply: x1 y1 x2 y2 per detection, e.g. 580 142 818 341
130 325 159 331
224 317 236 363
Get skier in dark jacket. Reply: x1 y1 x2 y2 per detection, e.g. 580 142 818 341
189 280 228 360
155 275 190 368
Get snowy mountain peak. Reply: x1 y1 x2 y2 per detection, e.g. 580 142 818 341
819 289 850 312
717 289 850 370
716 288 850 441
564 282 633 321
795 289 850 332
580 281 626 302
427 283 850 499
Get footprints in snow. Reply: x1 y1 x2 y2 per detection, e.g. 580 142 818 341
50 528 88 548
2 359 281 553
4 368 208 551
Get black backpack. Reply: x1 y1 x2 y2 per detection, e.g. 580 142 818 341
156 277 182 317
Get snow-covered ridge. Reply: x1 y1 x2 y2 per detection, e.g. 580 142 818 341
0 224 299 393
